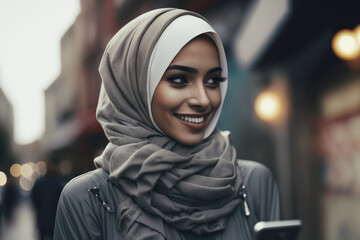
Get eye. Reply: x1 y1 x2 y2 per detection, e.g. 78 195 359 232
205 76 226 87
166 75 188 86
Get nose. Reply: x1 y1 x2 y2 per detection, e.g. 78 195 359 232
187 81 210 109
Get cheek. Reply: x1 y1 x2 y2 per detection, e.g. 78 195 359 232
151 83 185 128
208 89 222 110
153 88 183 112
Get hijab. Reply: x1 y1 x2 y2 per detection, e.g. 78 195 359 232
94 8 242 240
147 14 228 138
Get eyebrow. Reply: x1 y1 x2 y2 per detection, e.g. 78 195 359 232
207 67 222 75
166 65 222 75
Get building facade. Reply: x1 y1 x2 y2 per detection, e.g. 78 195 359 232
0 87 14 172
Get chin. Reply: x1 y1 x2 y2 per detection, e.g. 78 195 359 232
176 134 204 146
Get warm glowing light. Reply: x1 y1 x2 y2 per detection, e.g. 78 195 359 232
354 25 360 45
21 163 34 178
0 171 7 186
255 91 282 122
36 161 47 176
332 29 360 60
19 176 34 191
10 163 22 177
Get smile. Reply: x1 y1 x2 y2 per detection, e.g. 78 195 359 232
174 114 205 124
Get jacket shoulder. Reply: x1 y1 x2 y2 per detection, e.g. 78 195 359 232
60 168 109 201
237 160 274 180
54 168 119 240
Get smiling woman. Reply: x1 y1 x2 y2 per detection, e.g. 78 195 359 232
152 35 223 145
54 8 281 240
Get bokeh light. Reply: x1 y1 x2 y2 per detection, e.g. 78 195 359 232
255 91 282 123
0 171 7 186
10 163 22 177
19 176 34 191
354 25 360 43
36 161 47 176
21 163 34 179
332 29 360 60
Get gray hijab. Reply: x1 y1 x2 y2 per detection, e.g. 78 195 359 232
94 8 242 240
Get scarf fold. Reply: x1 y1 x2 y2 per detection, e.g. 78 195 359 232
95 130 242 239
94 8 243 240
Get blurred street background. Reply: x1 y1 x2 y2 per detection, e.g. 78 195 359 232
1 0 360 239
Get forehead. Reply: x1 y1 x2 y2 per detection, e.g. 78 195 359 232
169 35 220 66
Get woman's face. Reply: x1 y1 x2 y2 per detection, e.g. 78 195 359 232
151 35 223 145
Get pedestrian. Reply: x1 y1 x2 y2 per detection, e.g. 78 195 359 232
31 159 63 240
54 8 281 240
1 174 18 225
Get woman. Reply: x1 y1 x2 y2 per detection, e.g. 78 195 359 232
54 8 280 240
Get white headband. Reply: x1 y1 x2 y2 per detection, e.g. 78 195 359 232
147 15 228 139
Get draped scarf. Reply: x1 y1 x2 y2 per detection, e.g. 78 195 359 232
94 8 243 240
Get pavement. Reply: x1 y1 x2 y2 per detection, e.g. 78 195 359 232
0 199 38 240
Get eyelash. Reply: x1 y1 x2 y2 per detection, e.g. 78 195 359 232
166 75 226 87
166 75 187 85
206 76 227 85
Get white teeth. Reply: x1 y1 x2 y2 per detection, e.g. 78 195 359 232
176 114 204 124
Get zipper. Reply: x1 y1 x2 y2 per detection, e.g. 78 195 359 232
240 185 250 216
88 187 114 213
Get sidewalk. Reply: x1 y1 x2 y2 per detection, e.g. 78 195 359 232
0 199 38 240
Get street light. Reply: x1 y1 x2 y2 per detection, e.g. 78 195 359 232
10 163 22 177
354 25 360 43
21 163 34 179
0 171 7 186
332 28 360 60
255 90 282 123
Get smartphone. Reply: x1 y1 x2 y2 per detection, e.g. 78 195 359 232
252 220 302 240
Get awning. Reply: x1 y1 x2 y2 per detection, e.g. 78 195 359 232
41 109 103 151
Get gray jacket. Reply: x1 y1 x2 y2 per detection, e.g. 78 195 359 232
54 160 280 240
